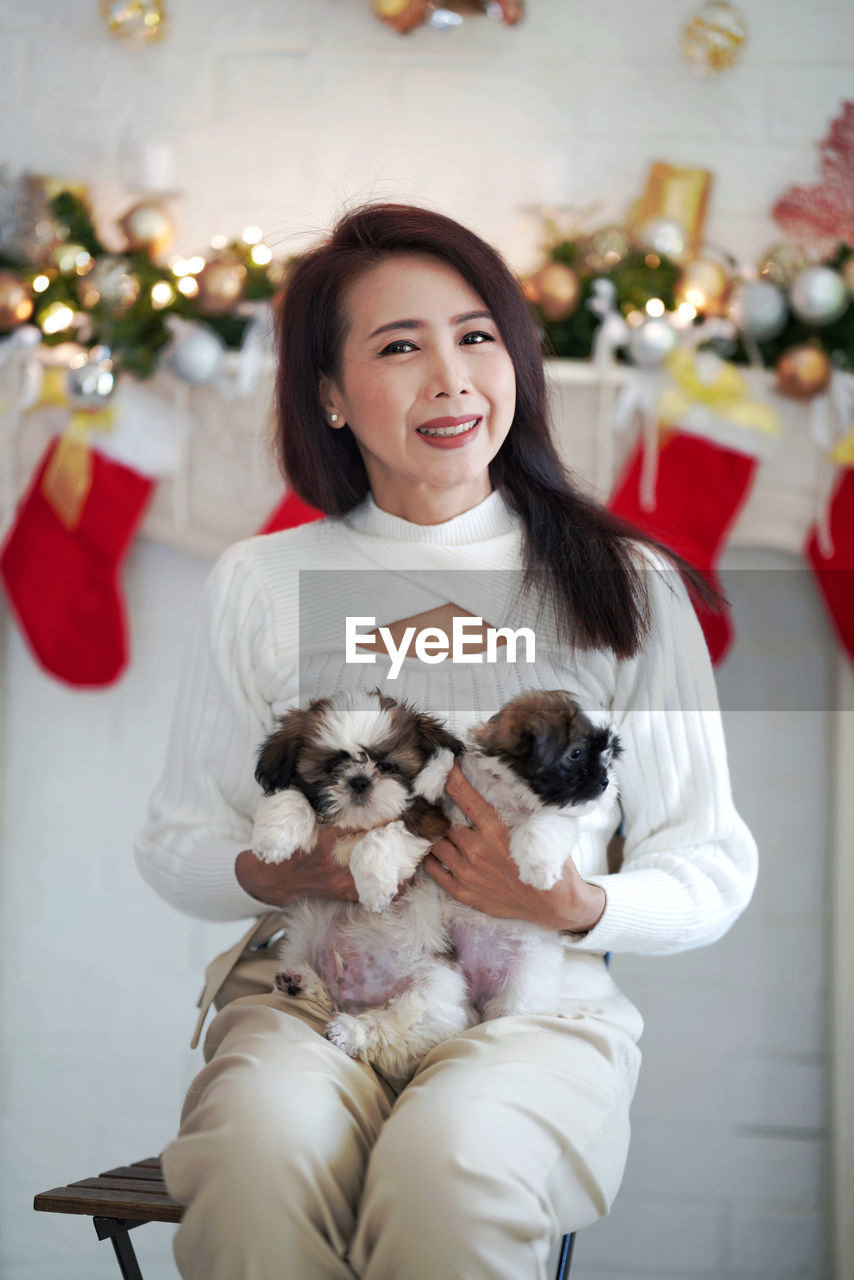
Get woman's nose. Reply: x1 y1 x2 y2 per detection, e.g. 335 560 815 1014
427 344 470 398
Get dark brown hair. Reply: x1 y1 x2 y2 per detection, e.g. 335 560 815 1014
273 202 721 659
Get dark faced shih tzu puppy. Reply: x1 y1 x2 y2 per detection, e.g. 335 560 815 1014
252 690 474 1078
442 689 622 1022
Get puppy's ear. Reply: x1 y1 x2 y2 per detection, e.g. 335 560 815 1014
255 712 305 796
413 710 465 760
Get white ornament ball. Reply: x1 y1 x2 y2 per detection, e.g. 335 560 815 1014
727 280 787 342
628 316 678 367
638 217 688 262
168 325 225 384
67 349 116 409
789 266 849 327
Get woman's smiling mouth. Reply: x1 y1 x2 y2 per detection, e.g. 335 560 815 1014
416 416 482 439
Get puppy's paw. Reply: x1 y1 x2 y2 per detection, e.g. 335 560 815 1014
325 1013 370 1059
274 968 306 997
274 968 328 1005
510 822 565 890
252 790 318 864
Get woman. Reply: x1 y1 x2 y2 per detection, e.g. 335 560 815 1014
135 203 758 1280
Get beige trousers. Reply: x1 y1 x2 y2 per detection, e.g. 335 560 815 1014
163 946 643 1280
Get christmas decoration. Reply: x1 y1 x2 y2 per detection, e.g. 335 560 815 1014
629 162 713 259
627 315 678 367
789 265 849 327
681 1 748 75
526 262 580 322
775 345 832 400
371 0 523 32
258 491 326 535
581 224 632 272
676 257 730 315
805 468 854 665
638 217 688 263
610 430 758 664
758 242 809 288
77 256 141 313
0 271 33 331
195 257 248 315
166 322 226 384
772 101 854 256
727 280 787 342
100 1 166 43
659 348 781 447
118 200 174 260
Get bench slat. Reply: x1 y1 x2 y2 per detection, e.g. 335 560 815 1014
34 1184 183 1224
99 1165 165 1182
70 1177 170 1196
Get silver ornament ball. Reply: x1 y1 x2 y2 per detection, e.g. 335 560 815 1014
168 324 225 385
67 347 116 409
727 280 787 342
628 316 678 367
638 217 688 262
789 266 849 327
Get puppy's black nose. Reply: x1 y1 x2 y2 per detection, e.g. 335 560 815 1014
349 775 371 794
600 776 609 791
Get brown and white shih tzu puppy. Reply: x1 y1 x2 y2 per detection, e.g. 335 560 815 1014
252 690 474 1079
442 689 623 1022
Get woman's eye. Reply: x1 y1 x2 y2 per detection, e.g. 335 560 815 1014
379 339 417 356
460 330 494 345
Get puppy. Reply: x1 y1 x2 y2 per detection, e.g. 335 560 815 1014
252 690 475 1079
442 690 622 1022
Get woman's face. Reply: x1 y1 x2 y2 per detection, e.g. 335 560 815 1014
320 253 516 524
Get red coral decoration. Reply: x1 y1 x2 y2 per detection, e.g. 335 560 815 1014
772 100 854 254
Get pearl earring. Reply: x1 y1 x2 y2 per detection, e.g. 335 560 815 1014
330 413 339 423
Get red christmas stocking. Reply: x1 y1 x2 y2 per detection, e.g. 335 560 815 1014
805 467 854 664
258 490 325 535
609 430 759 665
0 436 155 687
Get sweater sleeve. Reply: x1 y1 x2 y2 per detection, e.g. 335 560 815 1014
565 551 758 956
134 542 286 921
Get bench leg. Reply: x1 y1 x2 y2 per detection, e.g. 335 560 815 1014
93 1217 146 1280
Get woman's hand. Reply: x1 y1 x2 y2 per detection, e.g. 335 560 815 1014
423 764 606 933
235 824 359 907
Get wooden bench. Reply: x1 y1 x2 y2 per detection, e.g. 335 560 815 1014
33 1156 183 1280
34 1156 576 1279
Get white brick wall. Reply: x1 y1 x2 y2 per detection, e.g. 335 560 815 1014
2 3 850 1277
3 0 853 269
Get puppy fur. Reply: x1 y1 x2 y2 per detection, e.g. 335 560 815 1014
252 690 474 1079
442 690 622 1022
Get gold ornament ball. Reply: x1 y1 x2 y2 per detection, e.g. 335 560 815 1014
682 1 747 75
531 262 580 322
0 272 34 330
196 258 248 315
775 346 831 400
676 258 731 314
372 0 430 33
77 257 141 312
100 1 166 43
119 201 174 259
759 242 809 288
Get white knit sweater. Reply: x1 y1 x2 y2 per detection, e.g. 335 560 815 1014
134 489 757 956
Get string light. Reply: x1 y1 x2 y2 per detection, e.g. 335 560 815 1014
151 280 176 308
250 243 273 267
210 234 228 250
645 298 666 317
32 275 51 293
177 276 199 297
242 226 263 246
39 302 76 334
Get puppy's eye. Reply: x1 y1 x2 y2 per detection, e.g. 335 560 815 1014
376 760 397 774
567 747 583 761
